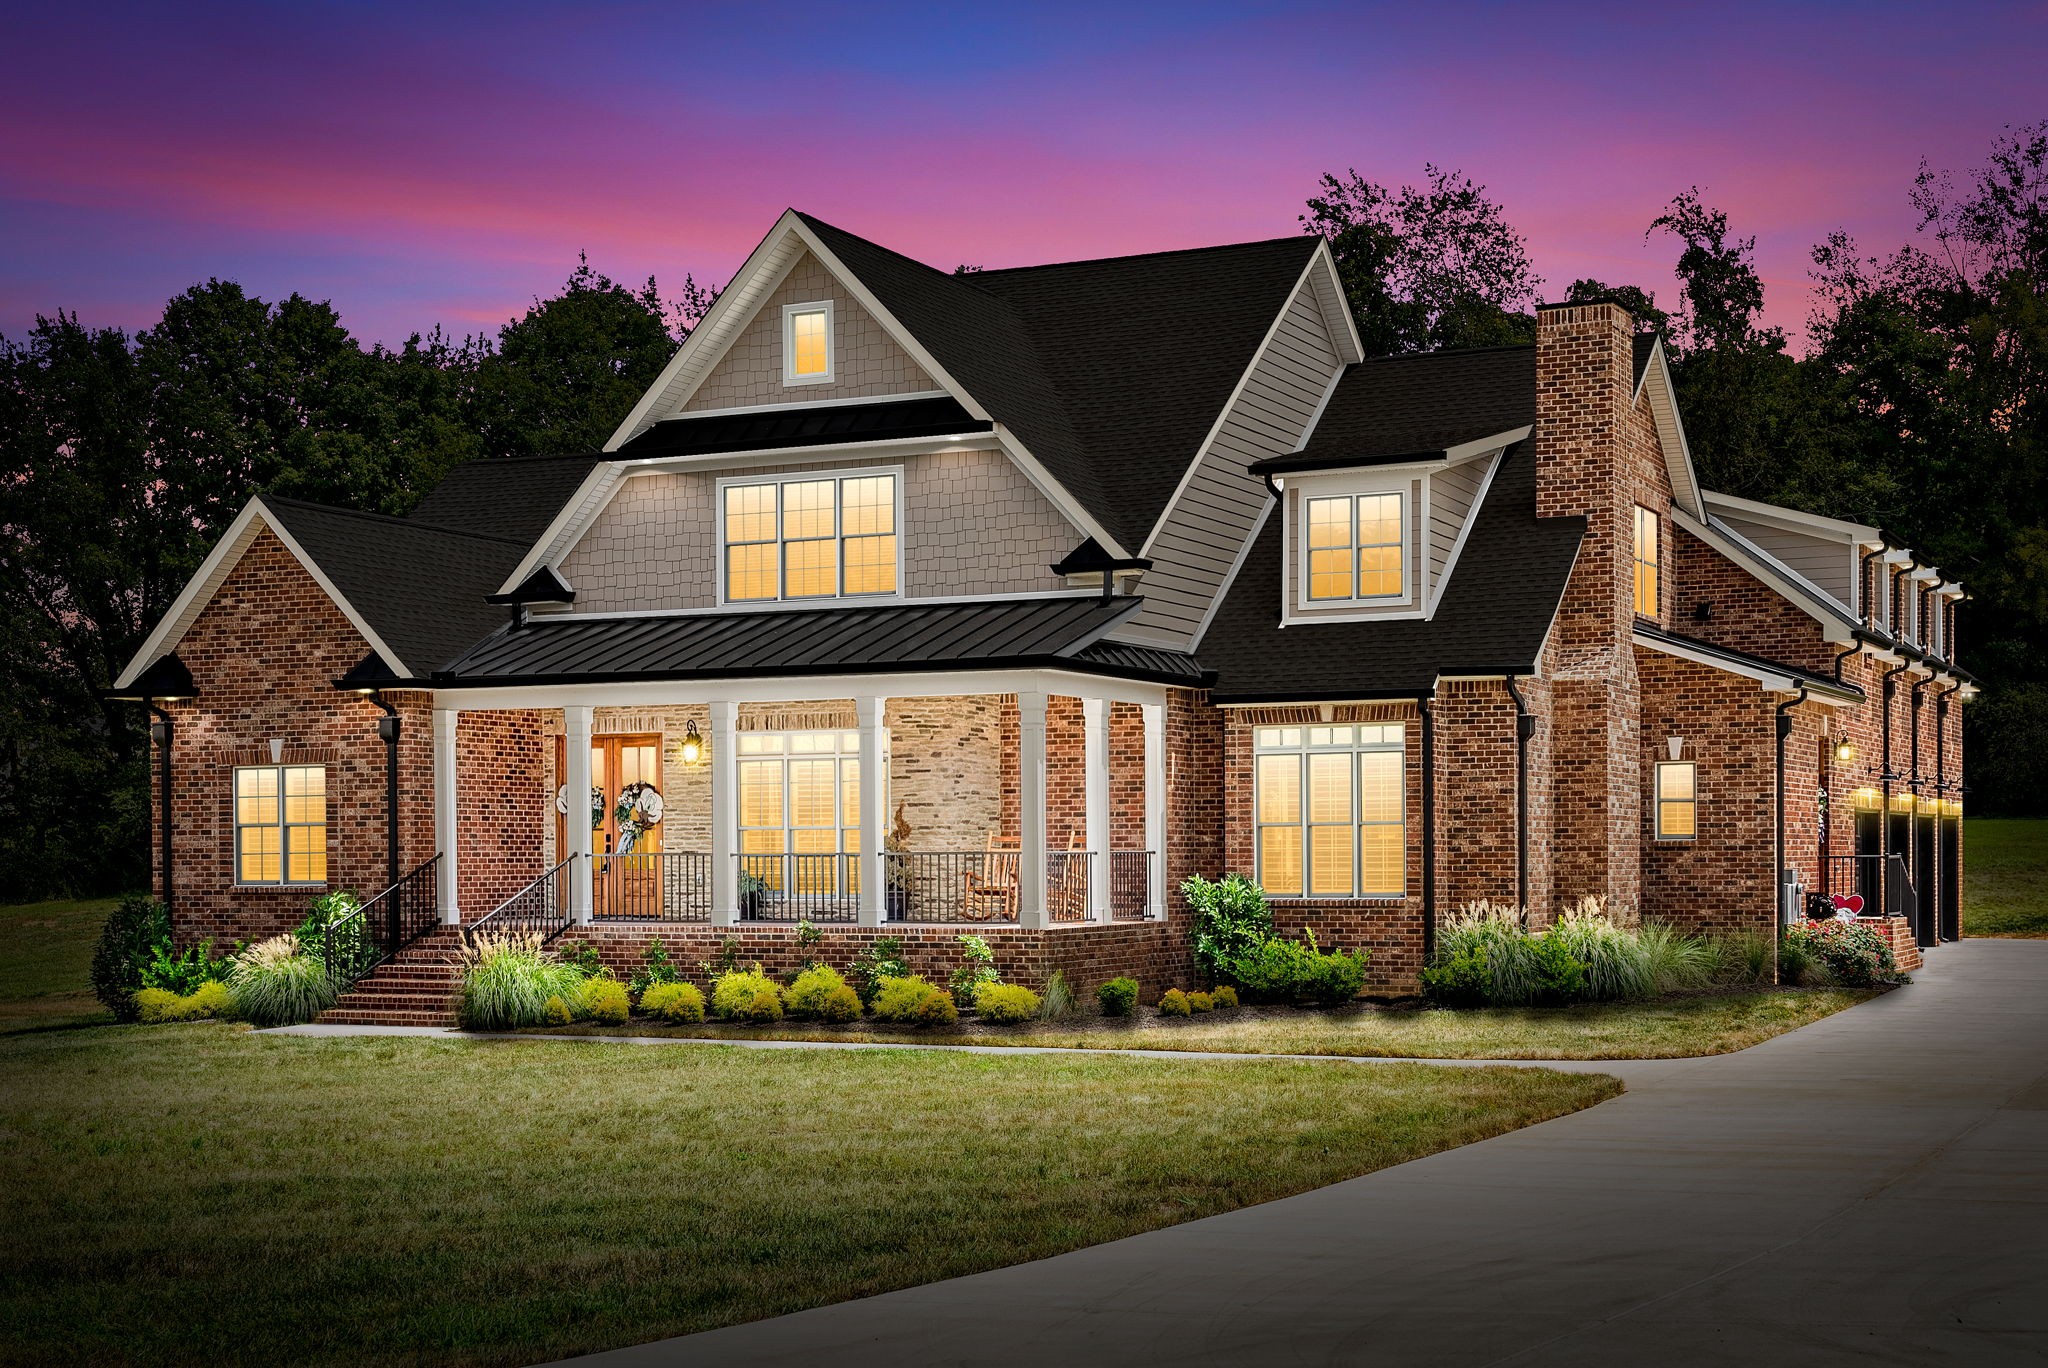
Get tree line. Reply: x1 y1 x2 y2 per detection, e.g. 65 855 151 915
3 127 2042 900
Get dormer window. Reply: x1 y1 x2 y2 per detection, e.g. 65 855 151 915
1305 492 1406 604
782 301 835 385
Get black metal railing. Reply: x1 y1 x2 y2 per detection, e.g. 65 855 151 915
1821 852 1917 927
320 855 441 987
1046 850 1092 923
737 852 859 923
1109 850 1154 921
465 854 576 946
592 850 710 922
881 851 1019 923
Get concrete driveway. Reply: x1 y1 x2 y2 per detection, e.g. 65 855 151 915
562 940 2048 1367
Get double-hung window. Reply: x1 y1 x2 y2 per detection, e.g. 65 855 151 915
1253 725 1405 897
1305 492 1405 602
235 764 327 885
722 472 899 603
1633 505 1660 618
782 301 834 385
1654 761 1696 840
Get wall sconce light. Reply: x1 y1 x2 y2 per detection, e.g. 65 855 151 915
676 720 704 764
1666 736 1684 761
1834 740 1857 763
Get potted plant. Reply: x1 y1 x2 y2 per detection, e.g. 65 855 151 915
737 869 768 920
883 802 912 921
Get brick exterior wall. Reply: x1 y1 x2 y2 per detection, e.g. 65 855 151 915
1671 525 1840 676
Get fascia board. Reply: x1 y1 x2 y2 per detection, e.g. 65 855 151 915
1702 488 1878 543
1309 238 1366 364
1631 629 1861 705
1675 506 1860 636
1426 448 1508 618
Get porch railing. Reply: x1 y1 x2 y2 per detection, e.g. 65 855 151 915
1822 852 1916 926
1109 850 1154 921
737 852 859 923
465 854 576 946
1046 850 1092 923
319 854 441 987
593 850 710 922
882 850 1019 923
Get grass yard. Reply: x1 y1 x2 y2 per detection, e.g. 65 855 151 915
0 1023 1617 1368
0 895 116 1034
1963 817 2048 938
538 987 1871 1060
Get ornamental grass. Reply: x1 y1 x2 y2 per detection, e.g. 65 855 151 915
227 934 338 1027
456 932 585 1031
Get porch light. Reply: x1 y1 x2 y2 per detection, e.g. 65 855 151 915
676 720 704 764
1853 787 1880 810
1834 740 1857 763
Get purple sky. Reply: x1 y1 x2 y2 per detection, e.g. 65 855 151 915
2 2 2041 349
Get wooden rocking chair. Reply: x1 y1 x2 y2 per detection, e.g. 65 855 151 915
960 832 1019 921
1046 832 1090 923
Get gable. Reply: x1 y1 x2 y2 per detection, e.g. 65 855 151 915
682 249 939 413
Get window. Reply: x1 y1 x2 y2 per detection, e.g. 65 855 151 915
1253 725 1405 897
1305 492 1405 602
1654 761 1696 840
721 471 899 602
737 732 863 896
1633 505 1660 618
782 301 834 385
235 764 327 884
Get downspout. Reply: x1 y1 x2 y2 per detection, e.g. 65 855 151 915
1418 690 1436 962
1503 675 1534 920
1878 657 1911 917
367 692 402 894
1831 642 1858 684
148 704 174 911
1775 686 1808 960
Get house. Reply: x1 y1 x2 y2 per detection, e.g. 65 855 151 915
110 210 1972 1022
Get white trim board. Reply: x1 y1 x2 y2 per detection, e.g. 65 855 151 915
435 666 1172 713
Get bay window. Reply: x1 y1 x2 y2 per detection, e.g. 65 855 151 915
1253 724 1406 897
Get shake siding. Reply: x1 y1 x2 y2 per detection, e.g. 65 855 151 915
1122 279 1342 648
1718 514 1855 608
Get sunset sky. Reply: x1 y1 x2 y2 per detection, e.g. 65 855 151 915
3 2 2040 349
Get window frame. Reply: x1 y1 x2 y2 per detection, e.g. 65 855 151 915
1633 504 1661 620
1252 723 1408 899
715 466 904 605
233 763 329 887
1653 760 1697 842
1290 475 1416 613
735 730 868 895
780 300 836 386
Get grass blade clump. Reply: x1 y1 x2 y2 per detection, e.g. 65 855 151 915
1639 922 1714 993
1552 898 1654 1001
228 934 338 1026
457 931 586 1030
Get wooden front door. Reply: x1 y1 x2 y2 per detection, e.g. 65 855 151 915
557 734 663 917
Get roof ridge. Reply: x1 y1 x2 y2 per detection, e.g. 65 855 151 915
968 234 1316 278
1353 343 1537 365
259 493 529 546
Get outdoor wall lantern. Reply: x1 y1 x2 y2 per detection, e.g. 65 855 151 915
1834 739 1857 763
1666 736 1684 761
676 720 705 764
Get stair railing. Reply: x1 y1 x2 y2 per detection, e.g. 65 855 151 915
321 855 442 988
464 854 577 948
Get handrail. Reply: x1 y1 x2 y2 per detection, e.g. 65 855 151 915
465 854 578 946
322 854 441 987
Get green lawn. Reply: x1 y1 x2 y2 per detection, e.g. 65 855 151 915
539 988 1871 1060
0 895 117 1033
0 1023 1617 1367
1964 817 2048 938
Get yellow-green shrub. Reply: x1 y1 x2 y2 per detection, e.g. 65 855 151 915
1188 991 1215 1013
871 975 958 1025
712 966 783 1021
185 979 237 1020
1210 985 1238 1009
785 965 861 1022
973 982 1041 1024
582 978 630 1025
1157 988 1191 1017
133 987 185 1023
640 981 706 1023
543 995 573 1026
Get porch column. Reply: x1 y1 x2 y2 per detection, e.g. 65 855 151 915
1018 690 1048 928
1084 697 1110 920
710 699 738 925
564 705 594 925
1143 701 1167 918
857 696 887 926
433 707 460 923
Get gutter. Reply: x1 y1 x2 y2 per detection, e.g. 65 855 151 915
1775 685 1809 964
1418 690 1437 961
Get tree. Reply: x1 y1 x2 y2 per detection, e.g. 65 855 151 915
1301 165 1542 355
1561 279 1670 336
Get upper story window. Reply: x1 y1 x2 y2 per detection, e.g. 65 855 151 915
1304 491 1406 604
721 470 900 603
1633 505 1660 618
782 301 835 385
1253 724 1406 898
235 764 327 885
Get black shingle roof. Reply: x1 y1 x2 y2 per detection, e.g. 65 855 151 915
435 595 1180 685
1274 346 1535 474
798 214 1321 552
407 453 604 546
615 395 987 460
1199 442 1584 701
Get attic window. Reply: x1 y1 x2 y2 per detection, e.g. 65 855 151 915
1306 493 1405 602
783 301 834 385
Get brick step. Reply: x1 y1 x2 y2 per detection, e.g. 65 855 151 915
320 1010 456 1027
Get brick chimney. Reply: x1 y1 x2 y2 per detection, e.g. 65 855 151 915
1532 299 1658 920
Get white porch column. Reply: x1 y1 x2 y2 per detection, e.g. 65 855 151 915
1083 697 1111 921
1017 690 1049 928
433 707 460 923
857 696 887 926
563 705 594 925
1143 701 1167 918
709 699 738 925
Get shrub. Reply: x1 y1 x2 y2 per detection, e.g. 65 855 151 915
947 934 1002 1006
629 937 682 996
185 979 236 1021
1775 931 1822 985
1526 933 1588 1005
557 939 606 977
1096 976 1139 1017
1224 930 1369 1005
1187 991 1215 1013
582 978 631 1024
1418 949 1491 1006
544 995 574 1026
456 931 584 1031
1037 969 1077 1020
849 936 910 1005
1639 922 1715 993
871 975 958 1025
712 966 785 1022
697 935 743 982
785 965 860 1022
1157 988 1192 1017
1210 985 1239 1009
295 891 377 987
1783 918 1906 987
133 987 186 1024
141 937 235 996
639 981 707 1023
229 934 339 1027
974 982 1041 1024
1713 929 1779 985
1181 873 1274 979
91 894 172 1022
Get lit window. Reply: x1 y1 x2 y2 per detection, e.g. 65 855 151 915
1253 725 1405 896
782 302 834 384
1634 505 1660 618
722 472 898 603
235 764 327 884
737 731 863 899
1655 761 1695 840
1306 492 1404 602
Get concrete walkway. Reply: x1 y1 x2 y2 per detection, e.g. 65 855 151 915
556 939 2048 1367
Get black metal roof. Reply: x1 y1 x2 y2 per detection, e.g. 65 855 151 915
1276 346 1536 475
614 395 988 460
1200 442 1586 701
434 595 1188 686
